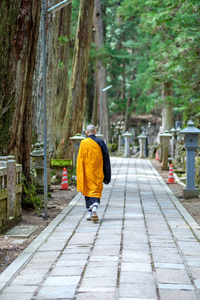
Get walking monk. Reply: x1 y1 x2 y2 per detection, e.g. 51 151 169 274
77 124 111 222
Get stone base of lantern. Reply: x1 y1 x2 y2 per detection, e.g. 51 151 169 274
182 188 199 198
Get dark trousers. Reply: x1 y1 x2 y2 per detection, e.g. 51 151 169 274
85 196 100 210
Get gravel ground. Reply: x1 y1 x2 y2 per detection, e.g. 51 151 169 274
0 160 200 274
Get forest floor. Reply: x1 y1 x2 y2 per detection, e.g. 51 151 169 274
0 159 200 275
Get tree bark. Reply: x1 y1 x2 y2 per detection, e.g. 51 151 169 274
161 82 173 132
32 1 71 155
93 0 110 142
0 0 41 181
85 67 95 124
92 79 98 125
56 0 94 158
125 97 133 131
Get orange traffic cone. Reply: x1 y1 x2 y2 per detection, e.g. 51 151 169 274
155 150 159 161
161 159 164 167
59 168 71 190
167 164 175 184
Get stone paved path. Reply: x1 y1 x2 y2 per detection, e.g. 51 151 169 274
0 158 200 300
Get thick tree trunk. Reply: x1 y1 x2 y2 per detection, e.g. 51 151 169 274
92 80 98 126
124 70 135 131
56 0 94 158
32 1 71 154
0 1 41 181
161 82 173 132
93 0 110 142
121 62 126 100
85 67 95 124
125 97 133 131
101 66 111 142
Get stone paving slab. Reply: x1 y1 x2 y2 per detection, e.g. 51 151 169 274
120 271 155 285
2 285 37 293
119 283 157 298
0 158 200 300
76 291 116 300
0 293 35 300
156 268 191 284
36 285 77 299
6 225 39 238
119 299 156 300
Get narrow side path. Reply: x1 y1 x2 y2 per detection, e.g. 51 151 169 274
0 158 199 300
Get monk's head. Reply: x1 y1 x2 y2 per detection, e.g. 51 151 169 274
86 124 97 136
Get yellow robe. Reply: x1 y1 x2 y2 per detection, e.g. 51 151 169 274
77 137 104 198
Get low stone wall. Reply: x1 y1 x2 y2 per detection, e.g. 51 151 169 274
0 156 22 233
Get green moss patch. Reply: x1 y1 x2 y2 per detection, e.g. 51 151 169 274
51 159 73 167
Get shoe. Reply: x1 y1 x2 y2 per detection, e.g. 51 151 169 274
86 210 92 221
91 210 99 223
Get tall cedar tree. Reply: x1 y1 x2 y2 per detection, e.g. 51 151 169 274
93 0 110 142
0 1 41 181
32 1 72 154
56 0 95 158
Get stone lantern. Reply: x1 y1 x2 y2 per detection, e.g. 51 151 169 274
159 134 164 163
180 120 200 198
123 131 132 157
117 121 124 155
31 142 50 187
70 134 85 166
137 132 147 158
160 131 172 170
176 126 182 143
170 127 176 159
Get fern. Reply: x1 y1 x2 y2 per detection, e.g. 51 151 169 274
21 173 42 211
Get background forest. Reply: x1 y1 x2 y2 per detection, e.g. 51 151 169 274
0 0 199 181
